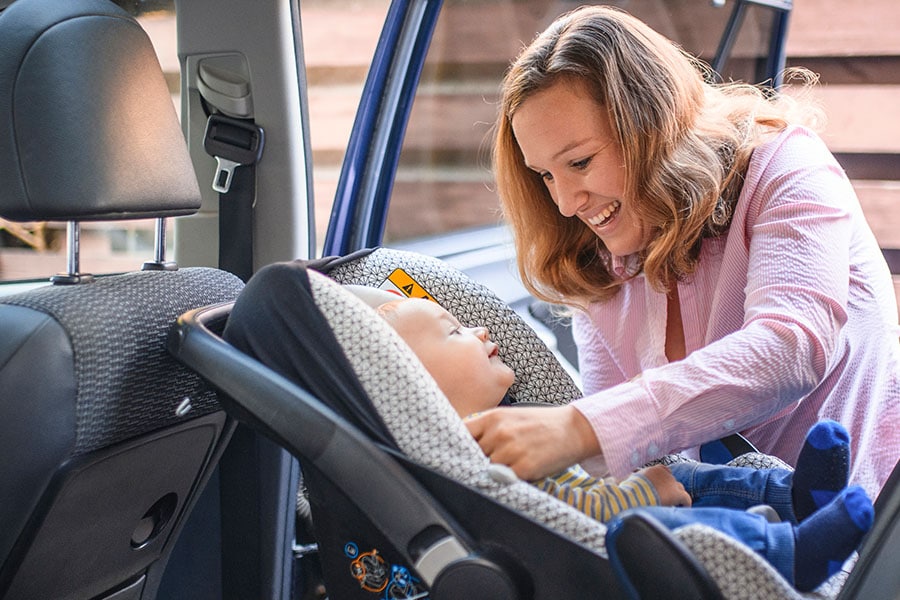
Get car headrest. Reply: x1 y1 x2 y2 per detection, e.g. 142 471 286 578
0 0 201 222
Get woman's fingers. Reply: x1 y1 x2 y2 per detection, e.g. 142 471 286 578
464 405 601 481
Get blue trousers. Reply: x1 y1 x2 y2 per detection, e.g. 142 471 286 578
624 505 796 584
669 461 797 523
624 461 800 584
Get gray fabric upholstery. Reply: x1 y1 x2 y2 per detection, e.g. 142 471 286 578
677 525 847 599
1 268 245 454
0 268 243 586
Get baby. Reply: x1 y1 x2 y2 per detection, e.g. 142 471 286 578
370 293 873 592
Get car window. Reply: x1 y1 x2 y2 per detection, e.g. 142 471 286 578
302 0 392 255
381 0 781 246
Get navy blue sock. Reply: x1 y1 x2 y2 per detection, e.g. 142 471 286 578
793 485 873 591
792 420 850 521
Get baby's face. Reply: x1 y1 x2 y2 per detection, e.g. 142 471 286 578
381 298 515 417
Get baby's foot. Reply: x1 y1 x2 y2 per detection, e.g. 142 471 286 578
792 420 850 521
793 485 873 591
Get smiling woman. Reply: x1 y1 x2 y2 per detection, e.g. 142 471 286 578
494 6 824 307
469 4 900 508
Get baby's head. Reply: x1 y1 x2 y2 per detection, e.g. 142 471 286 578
375 296 515 417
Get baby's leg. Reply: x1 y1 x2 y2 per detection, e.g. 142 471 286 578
794 485 872 591
674 420 852 523
792 420 851 521
627 505 796 584
626 485 873 592
669 461 795 521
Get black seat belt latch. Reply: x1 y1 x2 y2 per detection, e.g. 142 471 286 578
203 114 265 194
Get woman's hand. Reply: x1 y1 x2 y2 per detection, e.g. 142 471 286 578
465 404 601 481
639 464 692 507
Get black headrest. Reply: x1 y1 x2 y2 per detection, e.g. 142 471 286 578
0 0 201 222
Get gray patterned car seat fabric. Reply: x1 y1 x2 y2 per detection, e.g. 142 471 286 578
1 270 244 454
318 247 849 600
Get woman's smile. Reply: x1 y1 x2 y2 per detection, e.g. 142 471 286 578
584 199 621 228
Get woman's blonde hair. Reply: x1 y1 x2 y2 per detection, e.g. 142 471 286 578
493 5 822 307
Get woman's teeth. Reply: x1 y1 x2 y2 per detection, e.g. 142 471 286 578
587 200 621 227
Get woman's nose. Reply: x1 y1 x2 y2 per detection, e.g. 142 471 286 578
554 180 586 218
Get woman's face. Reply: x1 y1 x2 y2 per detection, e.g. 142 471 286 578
511 78 652 258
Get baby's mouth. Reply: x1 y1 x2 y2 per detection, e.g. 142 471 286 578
587 200 621 227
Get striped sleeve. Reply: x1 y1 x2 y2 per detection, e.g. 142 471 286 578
535 465 660 523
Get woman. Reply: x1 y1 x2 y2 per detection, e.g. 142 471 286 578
465 5 899 499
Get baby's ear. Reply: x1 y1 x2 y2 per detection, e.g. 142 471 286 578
344 284 404 309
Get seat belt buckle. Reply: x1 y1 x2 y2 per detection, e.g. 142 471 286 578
203 114 265 194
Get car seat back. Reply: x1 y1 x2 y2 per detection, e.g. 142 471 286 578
0 0 244 598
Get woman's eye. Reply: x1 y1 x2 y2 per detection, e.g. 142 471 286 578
571 156 592 170
540 171 554 182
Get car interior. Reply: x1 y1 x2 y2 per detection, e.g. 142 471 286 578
0 0 897 599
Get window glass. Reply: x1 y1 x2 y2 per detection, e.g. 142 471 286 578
302 0 392 252
383 0 781 245
0 0 178 282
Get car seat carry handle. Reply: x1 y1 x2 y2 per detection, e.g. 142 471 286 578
168 304 520 598
606 513 725 600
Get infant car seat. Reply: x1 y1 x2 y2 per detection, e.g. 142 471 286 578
169 247 896 600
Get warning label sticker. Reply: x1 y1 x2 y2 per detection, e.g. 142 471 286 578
378 268 438 304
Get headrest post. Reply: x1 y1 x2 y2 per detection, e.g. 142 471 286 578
142 217 178 271
50 221 93 285
66 220 79 274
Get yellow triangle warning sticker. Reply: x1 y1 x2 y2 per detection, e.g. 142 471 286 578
378 268 437 304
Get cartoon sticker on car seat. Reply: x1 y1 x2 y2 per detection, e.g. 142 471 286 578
344 542 428 599
385 564 427 599
349 548 389 592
